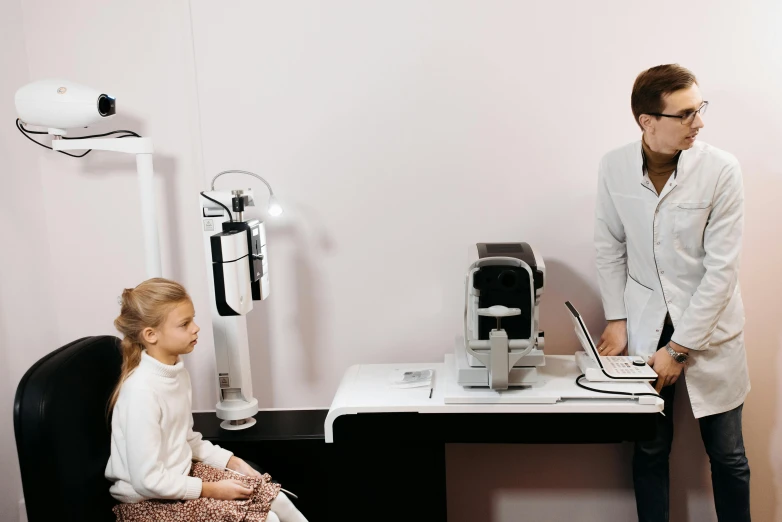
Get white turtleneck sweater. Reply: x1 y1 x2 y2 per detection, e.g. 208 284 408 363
105 351 233 503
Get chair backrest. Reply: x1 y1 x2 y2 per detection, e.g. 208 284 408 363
14 336 122 522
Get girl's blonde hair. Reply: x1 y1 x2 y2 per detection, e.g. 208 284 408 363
108 278 191 414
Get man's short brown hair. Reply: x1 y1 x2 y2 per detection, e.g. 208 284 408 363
631 64 698 130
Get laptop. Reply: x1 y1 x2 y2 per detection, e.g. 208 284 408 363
565 301 657 382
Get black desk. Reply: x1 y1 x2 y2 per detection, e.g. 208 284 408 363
322 358 662 521
193 410 329 521
193 356 662 522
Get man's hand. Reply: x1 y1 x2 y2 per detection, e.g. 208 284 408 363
648 343 687 393
201 479 253 500
597 319 628 356
226 456 262 478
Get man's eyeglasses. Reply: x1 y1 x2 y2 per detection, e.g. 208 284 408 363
648 101 709 125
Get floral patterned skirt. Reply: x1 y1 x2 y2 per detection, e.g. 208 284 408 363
113 462 281 522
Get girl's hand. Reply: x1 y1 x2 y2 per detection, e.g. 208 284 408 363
201 479 253 500
226 456 262 478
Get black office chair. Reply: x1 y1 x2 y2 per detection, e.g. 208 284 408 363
14 336 122 522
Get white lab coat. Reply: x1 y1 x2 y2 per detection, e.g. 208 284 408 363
594 140 750 418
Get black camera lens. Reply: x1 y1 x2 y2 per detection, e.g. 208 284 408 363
499 270 517 288
98 94 116 117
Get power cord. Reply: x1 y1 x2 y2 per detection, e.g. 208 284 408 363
15 118 141 158
575 374 661 399
200 192 234 222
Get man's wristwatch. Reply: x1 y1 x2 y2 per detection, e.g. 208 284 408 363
665 344 689 364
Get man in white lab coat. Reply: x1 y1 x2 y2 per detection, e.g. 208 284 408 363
594 64 751 522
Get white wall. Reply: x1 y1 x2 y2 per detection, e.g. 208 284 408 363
0 0 54 519
0 0 215 518
16 0 221 408
2 1 780 521
189 2 782 521
189 0 622 407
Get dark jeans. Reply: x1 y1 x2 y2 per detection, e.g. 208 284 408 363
633 323 751 522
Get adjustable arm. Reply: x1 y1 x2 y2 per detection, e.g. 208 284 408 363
52 136 153 154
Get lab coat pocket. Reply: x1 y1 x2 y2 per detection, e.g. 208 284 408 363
674 202 711 251
624 275 653 346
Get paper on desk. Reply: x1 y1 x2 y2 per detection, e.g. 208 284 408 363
389 368 434 388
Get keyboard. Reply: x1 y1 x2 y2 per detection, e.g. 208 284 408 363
575 351 657 381
602 356 649 376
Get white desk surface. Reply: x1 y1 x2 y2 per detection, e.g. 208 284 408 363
325 355 663 442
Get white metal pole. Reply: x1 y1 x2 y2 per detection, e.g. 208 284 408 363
135 152 162 278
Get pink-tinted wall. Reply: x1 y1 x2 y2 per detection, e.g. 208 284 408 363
2 1 779 520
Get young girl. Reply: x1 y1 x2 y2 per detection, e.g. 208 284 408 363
105 278 308 522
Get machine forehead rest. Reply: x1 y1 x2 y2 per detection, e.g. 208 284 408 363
476 242 544 291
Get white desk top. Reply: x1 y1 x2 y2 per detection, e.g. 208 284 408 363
325 355 663 442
